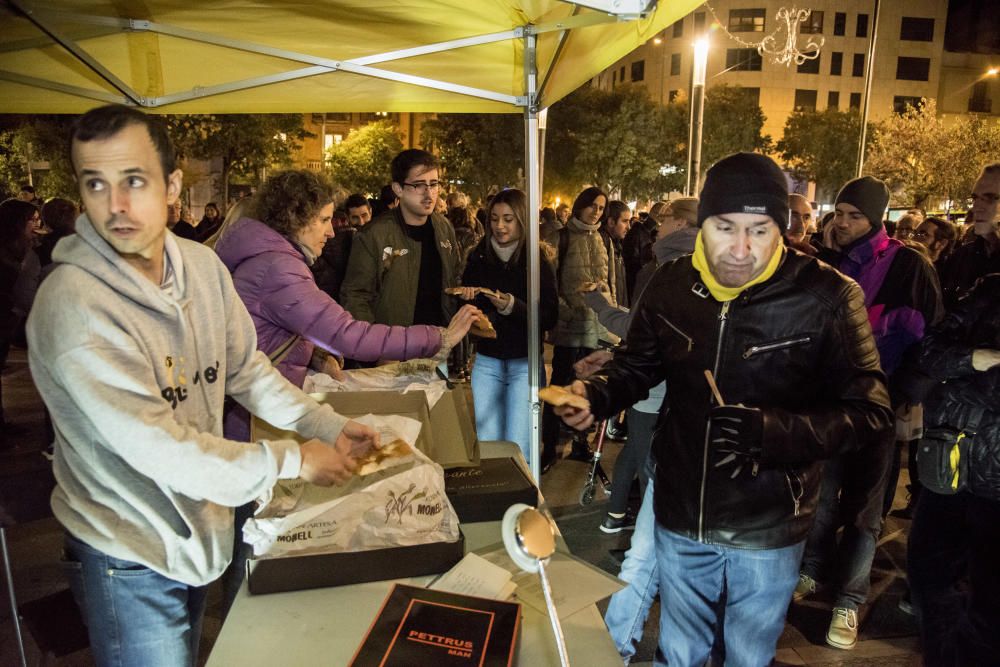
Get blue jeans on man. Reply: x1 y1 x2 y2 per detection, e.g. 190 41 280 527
604 478 658 664
800 446 891 610
654 526 803 667
62 533 208 667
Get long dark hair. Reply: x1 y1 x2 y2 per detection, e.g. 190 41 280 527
485 188 527 264
571 186 608 224
0 199 38 261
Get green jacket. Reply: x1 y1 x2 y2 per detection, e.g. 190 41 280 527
340 208 461 326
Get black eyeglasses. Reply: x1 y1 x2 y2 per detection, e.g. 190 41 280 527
402 181 441 193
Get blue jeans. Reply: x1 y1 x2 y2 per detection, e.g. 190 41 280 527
654 527 804 667
471 354 534 463
604 478 658 664
61 533 209 667
800 444 891 609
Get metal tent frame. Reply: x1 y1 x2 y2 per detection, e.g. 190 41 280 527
0 0 690 480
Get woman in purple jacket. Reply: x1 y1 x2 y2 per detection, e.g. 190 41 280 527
214 170 479 610
215 170 480 439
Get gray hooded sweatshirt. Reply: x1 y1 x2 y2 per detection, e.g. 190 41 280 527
27 214 348 586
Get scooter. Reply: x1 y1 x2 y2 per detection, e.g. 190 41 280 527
579 418 613 506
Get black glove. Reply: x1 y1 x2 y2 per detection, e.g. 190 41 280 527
709 406 764 475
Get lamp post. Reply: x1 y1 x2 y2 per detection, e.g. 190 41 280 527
856 0 880 177
686 37 709 196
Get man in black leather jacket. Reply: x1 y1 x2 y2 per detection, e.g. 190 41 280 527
905 274 1000 666
555 153 893 665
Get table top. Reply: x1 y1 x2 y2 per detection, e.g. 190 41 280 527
206 442 621 666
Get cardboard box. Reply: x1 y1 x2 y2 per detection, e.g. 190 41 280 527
252 387 479 468
444 458 539 523
246 532 465 595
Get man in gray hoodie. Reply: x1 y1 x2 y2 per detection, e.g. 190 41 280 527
26 104 378 667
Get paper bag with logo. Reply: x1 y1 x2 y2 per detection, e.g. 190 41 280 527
243 414 461 559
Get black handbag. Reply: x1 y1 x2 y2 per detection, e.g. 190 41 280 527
917 409 983 495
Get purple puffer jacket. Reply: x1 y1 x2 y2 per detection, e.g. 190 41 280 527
216 218 442 438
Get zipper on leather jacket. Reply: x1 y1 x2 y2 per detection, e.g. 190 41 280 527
784 469 803 517
699 300 731 542
742 336 812 360
656 314 694 352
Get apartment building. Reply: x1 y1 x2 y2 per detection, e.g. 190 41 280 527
594 1 994 142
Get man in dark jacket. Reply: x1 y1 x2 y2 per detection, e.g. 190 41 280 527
801 177 942 649
621 201 664 297
340 150 461 329
555 153 893 665
906 275 1000 666
938 162 1000 309
600 199 631 309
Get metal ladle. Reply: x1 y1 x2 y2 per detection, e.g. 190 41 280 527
502 503 570 667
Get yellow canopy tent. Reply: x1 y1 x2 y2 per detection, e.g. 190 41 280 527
0 0 702 476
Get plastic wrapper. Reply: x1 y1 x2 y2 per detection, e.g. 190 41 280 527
304 359 448 408
243 414 461 559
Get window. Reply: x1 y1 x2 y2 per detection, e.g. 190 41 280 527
670 53 681 76
736 87 761 105
900 17 934 41
726 48 763 71
970 81 992 113
631 60 645 82
852 53 865 77
893 96 923 113
857 14 869 38
669 89 680 103
834 12 846 36
620 66 626 82
729 8 766 33
794 89 818 111
801 11 823 34
673 19 683 38
830 51 843 76
850 92 862 109
896 56 930 81
797 54 820 74
828 91 840 109
694 12 706 32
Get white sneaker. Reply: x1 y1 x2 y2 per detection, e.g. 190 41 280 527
792 573 821 601
826 606 858 649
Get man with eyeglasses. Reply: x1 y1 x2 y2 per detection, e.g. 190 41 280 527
341 149 462 335
939 163 1000 309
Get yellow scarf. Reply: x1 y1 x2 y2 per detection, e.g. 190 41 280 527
691 230 785 302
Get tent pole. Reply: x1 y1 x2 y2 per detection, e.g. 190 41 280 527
524 32 542 482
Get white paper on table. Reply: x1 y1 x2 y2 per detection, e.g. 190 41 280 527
428 552 514 600
476 545 625 619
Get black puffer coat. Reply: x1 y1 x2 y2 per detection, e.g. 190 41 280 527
914 273 1000 499
583 249 893 549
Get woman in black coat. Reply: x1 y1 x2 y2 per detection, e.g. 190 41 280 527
457 189 557 465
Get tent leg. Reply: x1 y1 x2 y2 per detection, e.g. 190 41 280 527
524 33 542 483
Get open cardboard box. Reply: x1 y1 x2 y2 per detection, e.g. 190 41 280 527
252 387 479 468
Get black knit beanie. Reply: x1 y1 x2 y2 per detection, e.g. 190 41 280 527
697 153 789 230
835 176 889 230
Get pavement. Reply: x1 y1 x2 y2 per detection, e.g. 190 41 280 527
0 346 921 666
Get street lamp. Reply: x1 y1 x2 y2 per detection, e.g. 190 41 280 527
686 37 709 196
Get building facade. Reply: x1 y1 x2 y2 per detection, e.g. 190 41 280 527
594 0 993 149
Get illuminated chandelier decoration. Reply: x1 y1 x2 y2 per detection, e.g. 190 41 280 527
705 3 824 67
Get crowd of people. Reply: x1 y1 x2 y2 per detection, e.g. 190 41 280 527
1 103 998 666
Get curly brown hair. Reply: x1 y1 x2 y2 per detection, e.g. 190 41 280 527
250 170 335 236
